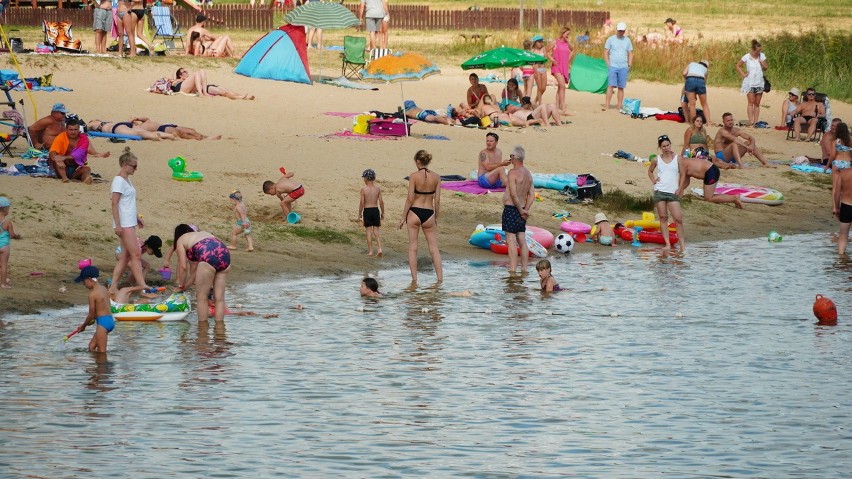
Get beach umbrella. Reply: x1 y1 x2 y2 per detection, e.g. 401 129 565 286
361 51 441 136
461 46 546 70
284 1 359 81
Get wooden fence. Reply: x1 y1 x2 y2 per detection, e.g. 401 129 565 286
2 5 607 32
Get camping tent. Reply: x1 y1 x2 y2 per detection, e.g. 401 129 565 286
568 54 608 94
235 25 311 84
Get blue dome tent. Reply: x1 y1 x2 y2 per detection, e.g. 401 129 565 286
235 25 312 84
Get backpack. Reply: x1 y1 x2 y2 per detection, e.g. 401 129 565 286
149 78 173 95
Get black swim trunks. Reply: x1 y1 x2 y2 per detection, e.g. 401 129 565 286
502 205 526 233
704 164 720 185
363 207 381 228
840 202 852 224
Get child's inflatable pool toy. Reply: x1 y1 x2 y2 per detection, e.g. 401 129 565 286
470 224 554 250
691 183 784 205
111 292 191 321
167 156 204 182
624 212 676 230
78 258 92 270
615 223 679 246
768 230 783 242
560 220 591 235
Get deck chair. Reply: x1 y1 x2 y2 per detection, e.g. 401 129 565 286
43 20 83 53
0 109 32 157
151 5 185 51
342 36 367 80
786 93 830 141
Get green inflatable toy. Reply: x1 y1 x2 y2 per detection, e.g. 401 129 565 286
168 156 204 181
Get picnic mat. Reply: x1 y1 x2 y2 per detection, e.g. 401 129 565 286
441 180 505 194
319 77 379 91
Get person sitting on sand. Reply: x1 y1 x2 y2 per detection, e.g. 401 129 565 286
86 119 175 141
130 117 221 140
466 73 490 108
28 103 68 151
49 118 110 184
185 14 236 57
171 68 255 100
403 100 455 125
263 168 305 222
676 156 743 209
713 112 773 168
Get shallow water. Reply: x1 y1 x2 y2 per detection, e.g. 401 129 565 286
2 234 851 477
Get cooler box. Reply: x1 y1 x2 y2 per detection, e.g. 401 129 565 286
369 118 410 136
576 173 603 199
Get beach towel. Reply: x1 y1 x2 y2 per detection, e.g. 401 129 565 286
791 163 830 174
654 113 685 122
320 76 379 90
441 180 505 195
322 130 405 141
325 112 363 117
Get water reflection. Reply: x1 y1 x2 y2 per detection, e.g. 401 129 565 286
85 353 115 394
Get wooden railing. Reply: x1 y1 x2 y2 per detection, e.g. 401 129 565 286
2 5 607 32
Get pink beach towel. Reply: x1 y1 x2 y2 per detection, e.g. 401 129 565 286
322 130 405 141
441 180 505 195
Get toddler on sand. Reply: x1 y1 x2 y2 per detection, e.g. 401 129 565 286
0 196 22 288
358 169 384 256
228 190 254 251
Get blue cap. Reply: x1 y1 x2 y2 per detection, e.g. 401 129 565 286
531 35 544 43
75 265 100 283
0 196 9 207
51 103 68 114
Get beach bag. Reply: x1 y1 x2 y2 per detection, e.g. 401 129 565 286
352 113 373 134
763 77 771 93
149 77 173 95
621 98 641 116
576 173 603 200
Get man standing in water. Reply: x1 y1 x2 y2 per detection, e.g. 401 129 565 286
477 132 509 189
502 145 535 274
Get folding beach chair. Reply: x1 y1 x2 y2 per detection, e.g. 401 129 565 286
151 5 185 51
342 36 367 80
0 109 32 157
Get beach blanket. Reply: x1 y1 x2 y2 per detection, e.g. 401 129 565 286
320 76 379 91
324 112 361 117
322 130 405 141
791 163 830 174
7 84 72 92
441 180 505 194
532 173 579 191
407 174 466 181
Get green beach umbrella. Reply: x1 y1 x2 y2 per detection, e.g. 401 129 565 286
284 1 359 30
461 47 546 70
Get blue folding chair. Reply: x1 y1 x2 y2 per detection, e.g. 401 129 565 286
151 6 185 51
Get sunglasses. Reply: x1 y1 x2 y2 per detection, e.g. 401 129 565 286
127 163 138 169
658 135 670 142
807 92 816 96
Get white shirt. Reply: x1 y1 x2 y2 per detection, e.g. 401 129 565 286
685 62 707 79
740 52 765 89
654 154 680 194
111 175 137 228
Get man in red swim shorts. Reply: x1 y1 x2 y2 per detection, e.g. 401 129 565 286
263 168 305 221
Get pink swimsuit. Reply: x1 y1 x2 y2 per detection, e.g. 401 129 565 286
550 39 571 80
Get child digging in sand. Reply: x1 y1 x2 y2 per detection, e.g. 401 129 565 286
0 196 22 289
228 190 254 252
73 266 114 353
358 169 384 256
263 167 305 222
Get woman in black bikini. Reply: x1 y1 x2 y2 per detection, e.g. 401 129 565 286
399 150 442 284
128 0 152 55
171 68 255 100
86 119 175 141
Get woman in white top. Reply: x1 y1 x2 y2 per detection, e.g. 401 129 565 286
108 147 149 295
735 39 768 126
647 134 686 251
779 87 800 128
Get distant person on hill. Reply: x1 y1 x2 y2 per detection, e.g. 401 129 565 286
736 39 768 126
603 22 633 112
713 112 773 168
663 18 683 44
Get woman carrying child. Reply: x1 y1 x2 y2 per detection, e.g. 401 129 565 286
647 134 686 251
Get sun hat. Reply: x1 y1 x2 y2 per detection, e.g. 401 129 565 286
0 196 10 207
616 22 627 31
531 34 544 43
789 87 801 97
144 235 163 258
51 103 68 114
74 265 100 283
594 212 609 224
362 169 376 181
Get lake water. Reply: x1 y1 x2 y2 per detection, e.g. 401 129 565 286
1 233 851 477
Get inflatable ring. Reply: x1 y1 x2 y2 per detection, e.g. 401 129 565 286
167 156 204 182
111 292 191 321
560 220 591 234
470 224 554 249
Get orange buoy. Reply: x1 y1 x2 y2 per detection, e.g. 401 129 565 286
813 294 838 325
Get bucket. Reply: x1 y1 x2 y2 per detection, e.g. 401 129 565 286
159 268 172 280
287 212 302 224
78 258 92 270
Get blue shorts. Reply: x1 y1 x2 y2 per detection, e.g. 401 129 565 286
608 67 629 89
478 174 502 189
416 109 437 121
96 315 115 333
684 76 707 95
715 151 736 164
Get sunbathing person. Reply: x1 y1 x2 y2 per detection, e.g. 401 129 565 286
171 68 255 100
130 117 221 140
188 31 236 58
86 119 175 141
509 97 561 127
403 100 455 125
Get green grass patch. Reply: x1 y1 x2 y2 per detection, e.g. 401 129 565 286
257 224 353 245
781 170 833 190
595 187 655 213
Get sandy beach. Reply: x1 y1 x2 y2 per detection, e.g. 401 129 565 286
0 53 847 314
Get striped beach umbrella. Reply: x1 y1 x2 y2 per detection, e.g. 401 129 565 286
284 2 359 30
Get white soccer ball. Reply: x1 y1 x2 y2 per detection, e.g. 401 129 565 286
554 233 575 253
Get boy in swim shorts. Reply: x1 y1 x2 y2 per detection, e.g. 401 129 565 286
73 266 114 353
263 167 306 222
359 169 384 257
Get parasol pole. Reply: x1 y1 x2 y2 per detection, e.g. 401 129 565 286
400 82 410 137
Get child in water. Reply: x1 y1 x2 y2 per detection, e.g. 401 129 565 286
360 277 381 297
358 169 384 257
0 196 22 288
591 212 615 246
536 259 562 292
228 190 254 252
73 266 114 352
